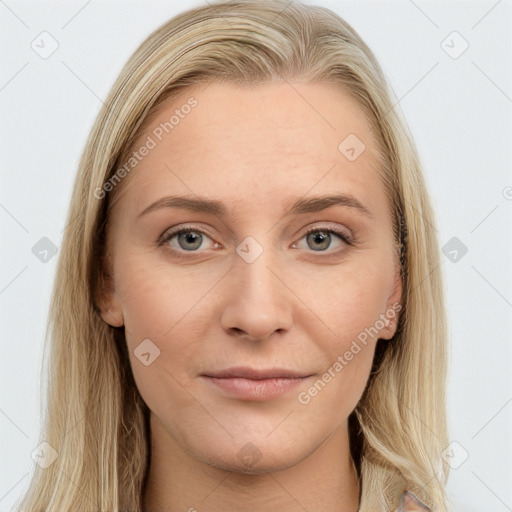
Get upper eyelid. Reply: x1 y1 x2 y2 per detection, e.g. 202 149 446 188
161 224 352 247
161 222 350 237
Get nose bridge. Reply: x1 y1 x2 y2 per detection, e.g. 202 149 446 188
237 244 281 301
219 236 293 340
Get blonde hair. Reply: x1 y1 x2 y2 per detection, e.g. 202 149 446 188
18 1 450 510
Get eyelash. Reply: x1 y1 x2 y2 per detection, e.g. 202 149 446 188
159 225 353 258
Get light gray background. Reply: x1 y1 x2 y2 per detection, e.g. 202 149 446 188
1 1 511 510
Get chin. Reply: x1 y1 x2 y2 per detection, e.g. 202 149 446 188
192 434 313 476
203 451 302 475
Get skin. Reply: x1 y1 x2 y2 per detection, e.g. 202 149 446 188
98 81 402 512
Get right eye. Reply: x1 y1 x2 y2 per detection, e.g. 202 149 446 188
160 227 219 255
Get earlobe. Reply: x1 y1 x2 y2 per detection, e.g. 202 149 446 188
381 265 403 340
99 303 124 328
380 314 398 340
95 271 124 328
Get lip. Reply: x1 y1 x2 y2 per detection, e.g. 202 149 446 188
203 366 312 380
201 367 315 401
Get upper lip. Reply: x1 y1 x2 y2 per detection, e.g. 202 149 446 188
202 366 313 380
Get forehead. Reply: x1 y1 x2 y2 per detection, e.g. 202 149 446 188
112 81 386 219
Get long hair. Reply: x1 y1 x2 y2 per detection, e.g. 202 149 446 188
18 1 450 510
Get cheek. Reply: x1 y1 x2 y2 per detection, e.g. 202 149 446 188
115 273 197 418
294 258 394 343
292 259 393 403
112 255 217 403
294 269 388 415
114 252 216 341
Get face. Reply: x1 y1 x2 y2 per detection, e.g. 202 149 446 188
99 81 402 473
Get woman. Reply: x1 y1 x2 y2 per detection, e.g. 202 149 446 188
19 1 449 510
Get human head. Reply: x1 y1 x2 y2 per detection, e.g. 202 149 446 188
20 2 449 511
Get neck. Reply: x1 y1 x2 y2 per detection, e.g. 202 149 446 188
142 414 360 512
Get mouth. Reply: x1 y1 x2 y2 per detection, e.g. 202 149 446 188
200 366 315 401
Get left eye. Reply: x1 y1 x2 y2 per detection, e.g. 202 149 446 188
293 228 351 252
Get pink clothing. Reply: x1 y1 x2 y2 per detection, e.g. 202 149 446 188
396 490 432 511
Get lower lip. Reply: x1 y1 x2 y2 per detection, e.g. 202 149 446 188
201 376 312 401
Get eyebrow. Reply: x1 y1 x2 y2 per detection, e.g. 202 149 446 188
137 193 373 219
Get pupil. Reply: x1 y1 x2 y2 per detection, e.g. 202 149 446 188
179 232 202 250
308 231 330 251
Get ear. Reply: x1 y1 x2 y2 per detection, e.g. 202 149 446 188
380 260 403 340
95 261 124 328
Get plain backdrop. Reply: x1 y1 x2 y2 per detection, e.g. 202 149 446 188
1 1 511 510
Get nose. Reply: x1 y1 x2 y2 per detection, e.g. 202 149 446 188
219 246 294 342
